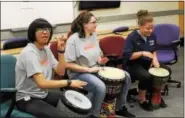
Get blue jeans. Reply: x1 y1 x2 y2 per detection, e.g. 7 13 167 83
71 73 106 116
115 71 131 110
71 71 131 115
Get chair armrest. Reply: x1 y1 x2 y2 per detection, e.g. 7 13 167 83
172 40 181 47
0 88 17 92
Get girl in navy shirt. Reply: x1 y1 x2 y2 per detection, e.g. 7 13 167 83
123 10 171 111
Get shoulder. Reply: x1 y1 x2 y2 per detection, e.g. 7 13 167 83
19 44 39 61
67 33 79 43
126 30 140 42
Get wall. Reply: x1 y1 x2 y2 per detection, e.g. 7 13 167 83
75 1 180 31
1 1 182 40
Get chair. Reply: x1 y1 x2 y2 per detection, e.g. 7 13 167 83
50 41 58 60
3 37 28 50
112 26 129 35
0 55 34 117
99 35 125 67
180 36 184 47
153 24 181 89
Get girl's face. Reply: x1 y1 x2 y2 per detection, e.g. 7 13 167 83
35 28 51 45
84 16 97 33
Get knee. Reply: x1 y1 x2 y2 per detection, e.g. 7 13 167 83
95 80 106 93
123 71 131 85
141 73 152 82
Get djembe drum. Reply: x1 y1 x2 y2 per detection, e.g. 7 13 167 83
149 67 169 108
57 90 92 117
97 67 125 102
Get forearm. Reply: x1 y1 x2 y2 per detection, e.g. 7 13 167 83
130 51 143 60
66 63 89 73
56 53 66 75
33 73 68 89
40 80 68 89
153 51 158 61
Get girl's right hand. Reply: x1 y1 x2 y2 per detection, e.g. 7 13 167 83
70 80 87 89
88 67 103 73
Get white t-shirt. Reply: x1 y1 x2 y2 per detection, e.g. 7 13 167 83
15 43 58 101
64 32 102 78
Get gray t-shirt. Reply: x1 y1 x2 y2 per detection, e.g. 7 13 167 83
64 33 102 78
15 43 58 101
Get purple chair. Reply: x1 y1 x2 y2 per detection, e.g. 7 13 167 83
3 37 28 50
153 24 181 88
112 26 129 34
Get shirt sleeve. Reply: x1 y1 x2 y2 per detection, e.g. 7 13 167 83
123 35 134 61
22 52 43 78
64 37 77 62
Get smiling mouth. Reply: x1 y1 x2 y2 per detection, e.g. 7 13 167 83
42 36 49 39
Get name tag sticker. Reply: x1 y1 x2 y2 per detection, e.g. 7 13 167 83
149 40 154 46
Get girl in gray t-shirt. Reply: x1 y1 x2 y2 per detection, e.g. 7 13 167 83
65 11 135 117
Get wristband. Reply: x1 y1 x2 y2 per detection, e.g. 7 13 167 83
58 50 65 53
67 80 72 87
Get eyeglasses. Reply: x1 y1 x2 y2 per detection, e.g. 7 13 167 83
88 21 97 24
36 28 51 33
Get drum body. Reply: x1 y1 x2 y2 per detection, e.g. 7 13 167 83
149 67 169 88
56 90 92 117
149 67 169 108
97 67 125 102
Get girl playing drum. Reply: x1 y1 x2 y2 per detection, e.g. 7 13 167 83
123 9 172 111
65 11 135 118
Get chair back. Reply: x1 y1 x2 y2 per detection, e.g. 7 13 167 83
1 55 17 89
50 41 58 60
112 26 129 34
99 35 125 58
99 35 125 67
153 24 180 64
153 24 180 45
3 37 28 50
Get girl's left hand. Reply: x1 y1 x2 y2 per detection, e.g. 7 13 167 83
98 57 109 65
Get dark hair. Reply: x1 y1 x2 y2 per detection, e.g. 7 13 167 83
27 18 53 43
71 11 94 38
137 10 153 26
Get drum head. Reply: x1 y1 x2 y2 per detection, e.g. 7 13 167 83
62 90 92 113
98 67 125 80
149 67 169 77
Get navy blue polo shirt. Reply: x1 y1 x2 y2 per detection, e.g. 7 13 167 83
123 30 157 65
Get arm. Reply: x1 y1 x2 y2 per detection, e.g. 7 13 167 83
130 51 143 60
53 36 67 76
32 73 68 89
66 62 89 73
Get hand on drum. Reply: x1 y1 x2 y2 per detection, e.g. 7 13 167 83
88 67 103 73
70 80 87 89
152 58 160 68
98 57 109 65
54 35 66 51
